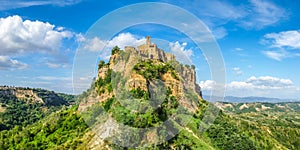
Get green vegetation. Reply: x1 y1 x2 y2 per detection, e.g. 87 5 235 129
229 112 300 149
0 89 73 131
133 60 179 80
0 94 45 130
98 60 106 70
111 46 121 55
0 105 88 150
102 86 179 128
95 64 113 94
130 87 149 100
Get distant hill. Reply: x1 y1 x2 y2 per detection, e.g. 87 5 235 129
203 95 299 103
0 86 75 105
216 101 300 114
0 86 74 130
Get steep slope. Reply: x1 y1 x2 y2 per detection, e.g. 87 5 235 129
0 106 89 150
78 38 259 149
0 87 74 130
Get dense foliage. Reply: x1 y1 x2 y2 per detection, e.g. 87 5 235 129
0 106 88 150
0 90 73 131
133 60 179 80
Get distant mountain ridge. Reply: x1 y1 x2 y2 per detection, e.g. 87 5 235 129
215 101 300 114
203 95 299 103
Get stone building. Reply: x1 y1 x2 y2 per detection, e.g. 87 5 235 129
125 36 175 62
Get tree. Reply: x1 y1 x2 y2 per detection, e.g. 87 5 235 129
191 65 195 69
111 46 120 55
98 60 105 70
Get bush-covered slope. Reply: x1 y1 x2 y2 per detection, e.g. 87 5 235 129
0 87 74 130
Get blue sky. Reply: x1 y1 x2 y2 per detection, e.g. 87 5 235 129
0 0 299 100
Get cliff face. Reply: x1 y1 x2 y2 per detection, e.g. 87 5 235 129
120 36 201 98
77 36 207 149
0 86 67 105
0 86 43 104
80 36 202 113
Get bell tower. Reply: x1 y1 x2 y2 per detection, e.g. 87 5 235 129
146 36 151 45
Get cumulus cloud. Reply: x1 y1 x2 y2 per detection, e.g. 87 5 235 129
169 41 193 65
83 33 194 65
0 56 28 70
107 33 146 49
262 30 300 61
228 76 293 90
199 80 226 99
247 76 293 87
232 67 243 76
199 80 217 90
200 76 297 99
83 33 146 60
0 15 73 55
0 15 75 68
84 37 106 52
263 30 300 49
78 33 196 93
84 33 145 51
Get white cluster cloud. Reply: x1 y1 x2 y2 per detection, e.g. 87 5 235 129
200 76 297 99
264 30 300 49
0 56 28 70
83 33 195 65
232 67 243 76
107 33 146 49
199 80 217 90
169 41 193 65
0 15 74 69
84 33 145 52
199 80 226 98
84 37 106 52
0 15 73 55
83 33 146 60
262 30 300 61
227 76 293 90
